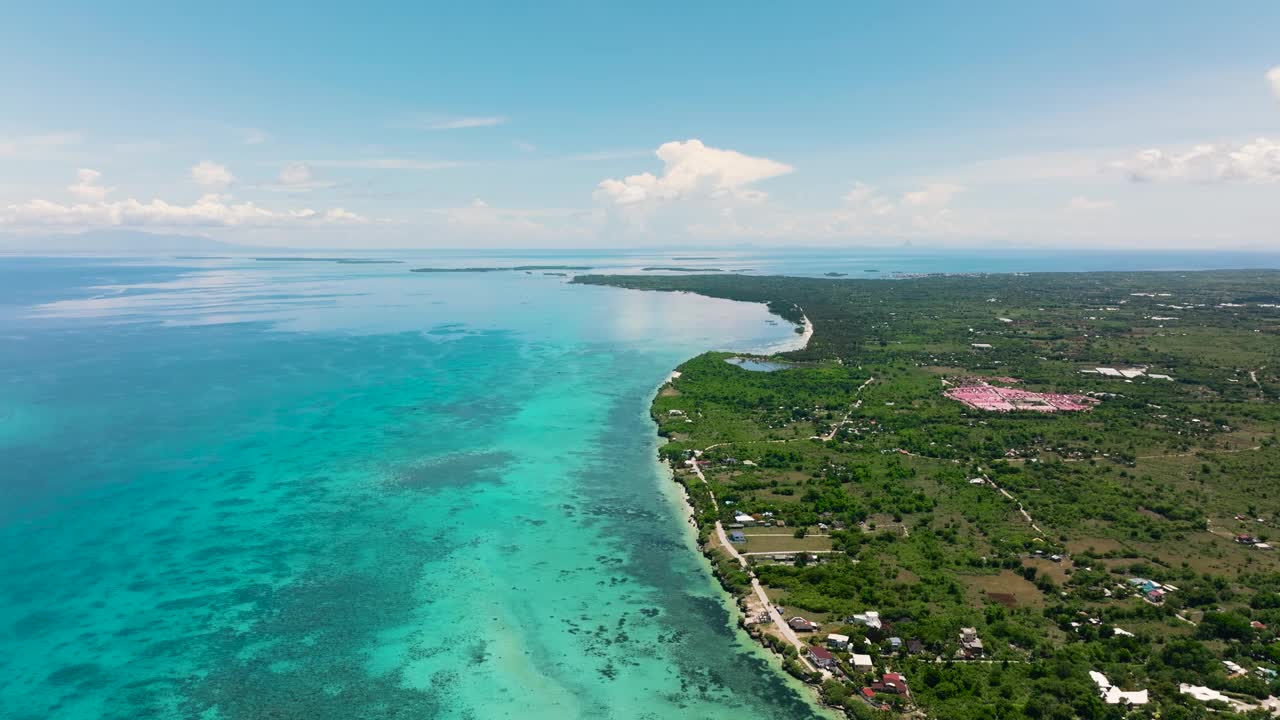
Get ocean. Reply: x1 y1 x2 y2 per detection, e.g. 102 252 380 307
2 248 1277 719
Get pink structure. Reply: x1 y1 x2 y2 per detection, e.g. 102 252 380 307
945 383 1098 413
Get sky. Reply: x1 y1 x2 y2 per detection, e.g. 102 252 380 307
1 1 1278 250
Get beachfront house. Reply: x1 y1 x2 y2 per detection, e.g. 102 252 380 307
808 645 838 670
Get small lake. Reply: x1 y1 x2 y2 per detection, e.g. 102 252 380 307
726 356 791 372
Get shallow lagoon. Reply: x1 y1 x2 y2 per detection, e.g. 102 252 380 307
0 255 826 720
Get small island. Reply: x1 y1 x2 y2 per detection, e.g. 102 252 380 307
641 266 725 272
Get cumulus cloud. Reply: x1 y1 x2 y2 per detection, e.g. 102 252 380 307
3 172 367 230
1269 66 1280 100
67 168 113 201
594 139 793 208
191 160 235 189
1112 137 1280 183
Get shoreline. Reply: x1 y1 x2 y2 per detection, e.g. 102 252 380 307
646 308 839 717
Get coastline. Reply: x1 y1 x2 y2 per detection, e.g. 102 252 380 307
646 308 837 716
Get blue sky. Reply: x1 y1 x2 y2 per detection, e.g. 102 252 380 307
2 1 1278 248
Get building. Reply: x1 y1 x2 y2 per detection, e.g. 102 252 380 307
849 611 882 631
789 616 819 632
869 672 910 697
727 531 746 543
808 645 838 670
851 653 874 671
906 639 925 655
733 513 755 525
826 633 850 650
888 637 903 652
959 627 984 658
1092 670 1149 706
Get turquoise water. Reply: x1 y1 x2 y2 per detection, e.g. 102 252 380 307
4 248 1278 719
0 256 826 720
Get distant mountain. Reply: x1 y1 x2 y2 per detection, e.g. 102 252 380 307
0 230 251 254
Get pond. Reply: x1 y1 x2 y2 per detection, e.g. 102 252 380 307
726 356 791 372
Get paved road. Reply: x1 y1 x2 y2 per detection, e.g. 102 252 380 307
689 458 819 674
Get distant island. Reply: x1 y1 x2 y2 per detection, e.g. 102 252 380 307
641 266 725 272
410 265 593 273
823 272 847 277
255 257 404 264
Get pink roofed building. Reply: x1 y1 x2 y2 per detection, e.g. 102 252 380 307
945 382 1098 413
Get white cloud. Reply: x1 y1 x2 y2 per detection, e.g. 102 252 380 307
67 168 113 201
1268 66 1280 101
594 139 793 208
842 182 896 216
191 160 235 189
902 183 964 207
1 194 367 229
1111 137 1280 183
1067 195 1115 212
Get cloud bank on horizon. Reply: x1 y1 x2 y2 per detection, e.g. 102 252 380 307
1 4 1278 250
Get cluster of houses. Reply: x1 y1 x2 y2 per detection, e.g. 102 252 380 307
1127 577 1178 604
1235 533 1274 551
728 511 782 528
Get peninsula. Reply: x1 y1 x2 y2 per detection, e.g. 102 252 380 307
575 270 1280 719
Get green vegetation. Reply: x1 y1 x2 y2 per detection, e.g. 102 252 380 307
576 270 1280 719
